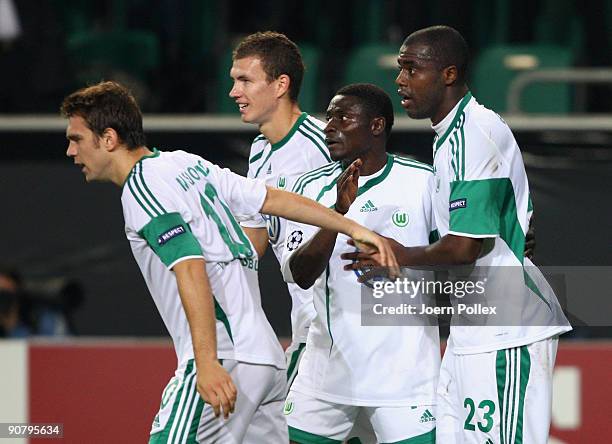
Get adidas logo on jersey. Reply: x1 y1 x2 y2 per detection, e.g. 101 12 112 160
419 409 435 423
266 164 272 175
360 200 377 212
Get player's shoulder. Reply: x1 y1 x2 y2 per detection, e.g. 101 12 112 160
121 149 176 217
248 134 268 163
292 113 331 160
391 154 434 176
291 161 342 196
465 97 513 140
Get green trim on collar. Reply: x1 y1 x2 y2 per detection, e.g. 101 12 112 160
122 147 160 188
435 92 472 151
355 153 394 198
254 113 309 177
141 147 160 160
271 112 308 150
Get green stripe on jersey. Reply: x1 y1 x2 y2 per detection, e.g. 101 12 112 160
392 155 434 173
315 155 394 204
435 91 471 151
271 112 308 150
302 118 332 162
449 178 525 262
139 212 203 267
138 163 167 215
214 298 234 343
325 266 334 354
286 342 306 381
298 127 332 163
253 114 309 177
355 154 393 197
249 150 264 164
249 135 267 164
127 173 155 218
293 162 342 195
523 269 552 310
127 166 165 217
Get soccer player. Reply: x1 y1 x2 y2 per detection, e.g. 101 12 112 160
229 31 332 389
61 81 397 443
280 83 440 444
344 26 572 443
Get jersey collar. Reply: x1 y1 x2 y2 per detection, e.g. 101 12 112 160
270 112 308 150
432 92 472 153
355 153 394 197
121 147 160 187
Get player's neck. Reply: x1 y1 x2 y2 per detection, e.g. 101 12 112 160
114 146 153 187
259 102 302 145
431 85 469 126
359 148 388 176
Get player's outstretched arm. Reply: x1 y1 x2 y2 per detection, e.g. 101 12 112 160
173 258 237 419
242 226 269 258
343 233 483 270
261 187 399 272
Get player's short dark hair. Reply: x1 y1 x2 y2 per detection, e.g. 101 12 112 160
233 31 304 102
60 81 146 150
335 83 394 138
402 25 469 82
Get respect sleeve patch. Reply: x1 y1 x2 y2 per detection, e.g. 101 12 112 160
139 212 202 267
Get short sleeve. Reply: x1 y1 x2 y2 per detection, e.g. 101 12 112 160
122 165 203 268
447 120 511 238
279 182 321 283
207 163 268 219
280 218 320 283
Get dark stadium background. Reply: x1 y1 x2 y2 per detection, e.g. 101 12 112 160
0 2 611 442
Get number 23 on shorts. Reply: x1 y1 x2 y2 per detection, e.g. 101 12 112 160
463 397 495 433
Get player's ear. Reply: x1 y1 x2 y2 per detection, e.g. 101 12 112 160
276 74 291 99
442 65 458 86
101 128 120 151
371 117 385 137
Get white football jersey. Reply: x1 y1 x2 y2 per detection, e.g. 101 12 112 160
122 148 285 368
431 93 571 354
280 155 441 406
242 112 331 344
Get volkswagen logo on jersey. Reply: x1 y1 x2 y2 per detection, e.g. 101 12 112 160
264 214 281 244
392 210 409 227
286 230 303 251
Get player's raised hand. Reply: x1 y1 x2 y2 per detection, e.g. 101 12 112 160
196 360 237 419
335 159 361 214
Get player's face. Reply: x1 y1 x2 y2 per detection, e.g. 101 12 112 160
229 56 279 125
324 95 372 163
395 43 446 120
65 116 111 182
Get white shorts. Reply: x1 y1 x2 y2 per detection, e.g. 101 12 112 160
150 359 288 444
285 389 435 443
436 337 558 444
